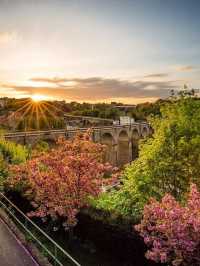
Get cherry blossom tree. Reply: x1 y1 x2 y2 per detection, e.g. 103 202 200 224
8 131 119 228
135 183 200 266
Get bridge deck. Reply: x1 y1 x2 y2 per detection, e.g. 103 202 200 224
0 218 39 266
5 123 149 138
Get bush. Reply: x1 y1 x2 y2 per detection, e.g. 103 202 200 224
34 140 49 153
0 138 28 190
0 138 28 164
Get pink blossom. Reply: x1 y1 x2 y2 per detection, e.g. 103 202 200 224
135 183 200 265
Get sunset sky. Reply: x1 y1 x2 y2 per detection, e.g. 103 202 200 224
0 0 199 103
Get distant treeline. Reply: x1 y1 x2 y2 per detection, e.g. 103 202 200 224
0 89 199 131
0 97 165 122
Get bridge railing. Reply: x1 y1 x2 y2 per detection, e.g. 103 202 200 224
0 192 81 266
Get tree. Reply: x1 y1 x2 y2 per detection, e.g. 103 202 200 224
97 96 200 219
129 97 200 200
135 184 200 266
8 132 118 229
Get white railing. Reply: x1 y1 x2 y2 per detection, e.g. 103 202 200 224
0 192 81 266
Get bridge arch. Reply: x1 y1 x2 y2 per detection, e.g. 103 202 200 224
118 130 130 166
132 128 140 140
101 132 115 164
141 126 148 138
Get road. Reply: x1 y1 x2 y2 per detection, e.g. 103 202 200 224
0 218 39 266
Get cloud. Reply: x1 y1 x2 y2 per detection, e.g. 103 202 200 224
175 65 197 72
144 73 169 78
1 76 179 102
30 77 68 84
143 66 199 79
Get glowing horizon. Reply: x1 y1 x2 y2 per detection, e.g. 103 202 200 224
31 94 52 102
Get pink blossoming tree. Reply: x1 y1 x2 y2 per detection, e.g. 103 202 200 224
135 184 200 266
8 132 119 229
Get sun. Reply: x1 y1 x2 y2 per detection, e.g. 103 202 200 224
31 94 48 102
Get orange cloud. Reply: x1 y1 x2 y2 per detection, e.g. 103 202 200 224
1 76 179 103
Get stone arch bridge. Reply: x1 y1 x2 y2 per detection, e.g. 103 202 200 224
5 122 151 166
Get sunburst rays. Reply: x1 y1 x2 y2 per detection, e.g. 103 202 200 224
7 98 64 131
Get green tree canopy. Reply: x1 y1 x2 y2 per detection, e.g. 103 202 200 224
96 96 200 219
0 138 28 190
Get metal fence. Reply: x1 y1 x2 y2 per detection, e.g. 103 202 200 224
0 192 81 266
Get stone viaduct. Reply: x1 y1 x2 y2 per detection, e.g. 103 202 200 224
4 122 151 166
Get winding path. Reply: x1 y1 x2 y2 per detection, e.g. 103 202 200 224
0 218 39 266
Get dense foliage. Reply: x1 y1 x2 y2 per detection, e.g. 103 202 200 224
0 138 28 190
0 138 28 164
135 184 200 266
33 140 49 154
8 132 118 228
94 96 200 219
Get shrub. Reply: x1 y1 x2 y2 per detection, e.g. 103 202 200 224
0 138 28 164
33 140 49 154
0 138 28 190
